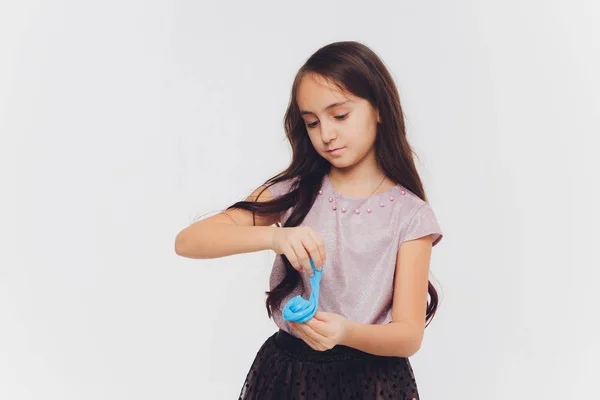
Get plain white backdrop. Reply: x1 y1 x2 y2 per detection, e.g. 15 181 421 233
2 1 599 399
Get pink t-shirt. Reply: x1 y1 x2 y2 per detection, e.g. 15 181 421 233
266 174 443 338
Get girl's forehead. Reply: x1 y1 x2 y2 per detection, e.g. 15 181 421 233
297 74 358 111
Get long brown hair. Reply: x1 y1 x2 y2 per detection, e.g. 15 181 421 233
225 41 439 327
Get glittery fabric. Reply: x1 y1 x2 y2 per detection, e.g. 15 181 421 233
267 174 443 338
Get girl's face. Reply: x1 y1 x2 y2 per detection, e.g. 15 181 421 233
296 73 381 169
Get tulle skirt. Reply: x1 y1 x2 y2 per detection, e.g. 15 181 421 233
238 329 420 400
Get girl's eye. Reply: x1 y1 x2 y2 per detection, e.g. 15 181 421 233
306 113 349 129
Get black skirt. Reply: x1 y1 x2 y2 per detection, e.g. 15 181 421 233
238 329 420 400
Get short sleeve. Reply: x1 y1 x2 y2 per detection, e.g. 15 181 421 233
265 176 297 199
400 203 443 247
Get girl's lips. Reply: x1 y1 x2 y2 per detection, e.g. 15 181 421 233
327 147 345 154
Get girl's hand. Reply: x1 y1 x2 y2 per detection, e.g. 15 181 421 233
289 311 351 351
270 226 326 277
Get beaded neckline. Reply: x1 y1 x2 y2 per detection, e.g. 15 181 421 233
323 173 401 201
320 174 407 215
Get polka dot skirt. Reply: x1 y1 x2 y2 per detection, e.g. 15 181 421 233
239 330 420 400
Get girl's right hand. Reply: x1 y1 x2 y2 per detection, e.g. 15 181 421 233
270 226 326 276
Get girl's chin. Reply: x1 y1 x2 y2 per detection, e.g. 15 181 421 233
328 157 354 169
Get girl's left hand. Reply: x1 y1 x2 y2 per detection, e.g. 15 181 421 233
289 311 351 351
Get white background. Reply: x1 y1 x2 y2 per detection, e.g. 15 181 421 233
2 1 599 399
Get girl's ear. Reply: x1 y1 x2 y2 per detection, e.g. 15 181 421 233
376 110 382 124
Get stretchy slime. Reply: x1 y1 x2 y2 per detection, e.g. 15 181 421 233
282 258 322 323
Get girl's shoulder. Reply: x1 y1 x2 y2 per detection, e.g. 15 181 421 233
264 175 300 198
395 185 444 247
396 185 429 214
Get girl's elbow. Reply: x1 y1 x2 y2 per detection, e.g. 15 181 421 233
174 231 195 257
401 333 424 358
174 233 186 256
405 342 421 358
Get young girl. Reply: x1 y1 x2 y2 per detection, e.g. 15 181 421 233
175 41 443 400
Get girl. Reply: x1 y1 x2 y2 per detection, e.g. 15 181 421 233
175 41 443 400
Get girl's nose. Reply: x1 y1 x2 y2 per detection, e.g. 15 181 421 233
320 122 337 142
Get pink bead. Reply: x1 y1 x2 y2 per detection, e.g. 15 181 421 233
332 205 337 210
341 207 347 213
318 190 323 195
389 196 394 201
380 202 385 207
401 190 406 195
328 197 333 202
367 208 372 213
354 209 360 214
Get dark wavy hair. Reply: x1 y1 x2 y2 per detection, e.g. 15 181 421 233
225 41 440 327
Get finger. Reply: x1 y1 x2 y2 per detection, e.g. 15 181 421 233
294 322 323 348
308 230 326 268
292 323 320 350
300 237 322 271
283 244 302 272
297 319 327 345
313 311 335 323
304 318 329 338
291 242 313 277
313 311 329 321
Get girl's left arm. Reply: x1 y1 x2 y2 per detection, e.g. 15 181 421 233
340 234 433 357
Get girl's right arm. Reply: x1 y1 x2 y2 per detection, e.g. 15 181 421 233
174 185 280 259
174 184 327 274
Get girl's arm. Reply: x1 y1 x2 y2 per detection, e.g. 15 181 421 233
174 185 281 259
341 235 433 357
341 318 423 358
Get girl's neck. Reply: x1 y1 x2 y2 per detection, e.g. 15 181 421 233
327 167 394 197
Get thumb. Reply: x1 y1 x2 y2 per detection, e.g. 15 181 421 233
314 311 332 321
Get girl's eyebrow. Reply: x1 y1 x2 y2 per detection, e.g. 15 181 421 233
300 100 351 116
